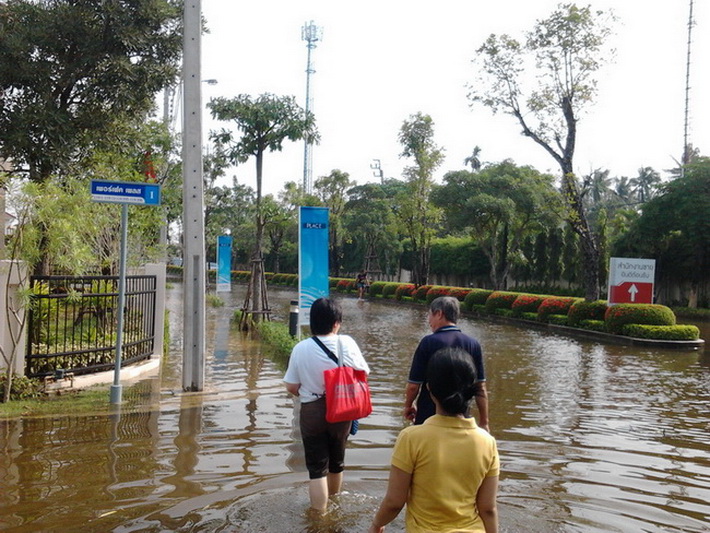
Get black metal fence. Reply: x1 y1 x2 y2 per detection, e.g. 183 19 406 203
26 275 156 378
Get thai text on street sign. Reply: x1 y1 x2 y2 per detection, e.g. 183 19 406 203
608 257 655 305
91 180 161 205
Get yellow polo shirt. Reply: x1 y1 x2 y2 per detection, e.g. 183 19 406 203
391 414 499 533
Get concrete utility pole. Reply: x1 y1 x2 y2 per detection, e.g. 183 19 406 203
301 21 322 194
682 0 695 171
181 0 206 391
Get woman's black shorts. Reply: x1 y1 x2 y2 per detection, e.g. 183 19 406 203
299 397 351 479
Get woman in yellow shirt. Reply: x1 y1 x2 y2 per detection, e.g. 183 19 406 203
370 347 499 533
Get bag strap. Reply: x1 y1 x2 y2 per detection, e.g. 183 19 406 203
312 336 339 366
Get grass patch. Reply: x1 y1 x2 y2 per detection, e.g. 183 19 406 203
0 384 147 420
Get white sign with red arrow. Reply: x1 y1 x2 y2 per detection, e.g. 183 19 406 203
608 257 656 305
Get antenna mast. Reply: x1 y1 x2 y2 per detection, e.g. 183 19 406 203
682 0 695 171
302 21 323 194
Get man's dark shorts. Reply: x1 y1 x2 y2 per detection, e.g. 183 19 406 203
300 397 351 479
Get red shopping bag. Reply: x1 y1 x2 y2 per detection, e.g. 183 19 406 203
323 366 372 423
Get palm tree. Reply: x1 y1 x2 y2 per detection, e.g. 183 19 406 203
631 167 661 203
613 176 633 204
464 145 482 172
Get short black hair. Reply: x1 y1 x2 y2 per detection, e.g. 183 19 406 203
426 347 478 415
309 298 343 335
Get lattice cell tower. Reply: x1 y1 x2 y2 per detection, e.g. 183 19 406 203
302 21 323 194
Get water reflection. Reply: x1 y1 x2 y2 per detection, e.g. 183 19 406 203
0 285 707 532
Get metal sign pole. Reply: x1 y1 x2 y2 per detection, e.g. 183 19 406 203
110 203 129 404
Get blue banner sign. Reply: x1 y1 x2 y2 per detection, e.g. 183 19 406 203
299 206 330 326
217 235 232 293
91 180 161 205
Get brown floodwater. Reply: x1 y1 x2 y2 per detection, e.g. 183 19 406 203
1 285 708 532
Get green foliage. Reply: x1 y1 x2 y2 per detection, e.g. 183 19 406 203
206 294 224 307
397 113 444 285
568 300 608 326
621 324 700 341
335 279 355 293
0 375 42 402
254 321 298 367
368 281 388 297
671 307 710 320
612 158 710 297
0 0 182 182
429 236 490 279
579 319 606 332
434 162 562 289
463 289 494 311
484 291 519 313
381 283 401 299
537 297 581 322
520 312 539 321
605 304 676 335
547 314 569 326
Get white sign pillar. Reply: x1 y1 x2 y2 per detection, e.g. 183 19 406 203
182 0 206 391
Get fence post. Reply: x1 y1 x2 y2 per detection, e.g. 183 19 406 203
0 260 27 376
143 263 166 358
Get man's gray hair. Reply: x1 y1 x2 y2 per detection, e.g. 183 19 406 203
430 296 460 323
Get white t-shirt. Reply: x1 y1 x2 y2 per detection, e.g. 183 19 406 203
283 334 370 403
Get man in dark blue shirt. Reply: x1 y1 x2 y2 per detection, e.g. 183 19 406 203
403 296 489 430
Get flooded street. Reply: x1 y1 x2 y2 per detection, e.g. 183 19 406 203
1 284 709 532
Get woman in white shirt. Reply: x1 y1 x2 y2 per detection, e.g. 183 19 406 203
284 297 370 512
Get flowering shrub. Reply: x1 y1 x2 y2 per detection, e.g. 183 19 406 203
622 324 700 341
448 287 472 302
484 291 519 313
395 284 416 300
537 297 581 322
414 285 433 301
511 294 549 317
568 300 608 326
381 282 402 298
425 286 451 304
605 304 676 334
463 289 494 311
336 279 354 292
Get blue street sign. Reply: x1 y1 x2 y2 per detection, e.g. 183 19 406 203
91 180 161 205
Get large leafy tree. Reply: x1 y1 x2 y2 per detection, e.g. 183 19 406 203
208 94 318 321
342 182 402 276
469 3 615 300
396 113 444 286
434 160 562 289
314 169 353 277
613 158 710 308
0 0 182 183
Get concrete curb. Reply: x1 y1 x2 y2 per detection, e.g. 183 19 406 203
44 355 161 393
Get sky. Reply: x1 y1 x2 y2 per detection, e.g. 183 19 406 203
188 0 709 197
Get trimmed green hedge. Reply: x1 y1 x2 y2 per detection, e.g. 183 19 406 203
568 300 608 326
547 314 569 326
463 289 494 311
579 319 606 332
369 281 388 297
621 324 700 341
485 291 519 313
605 304 676 335
381 282 402 299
